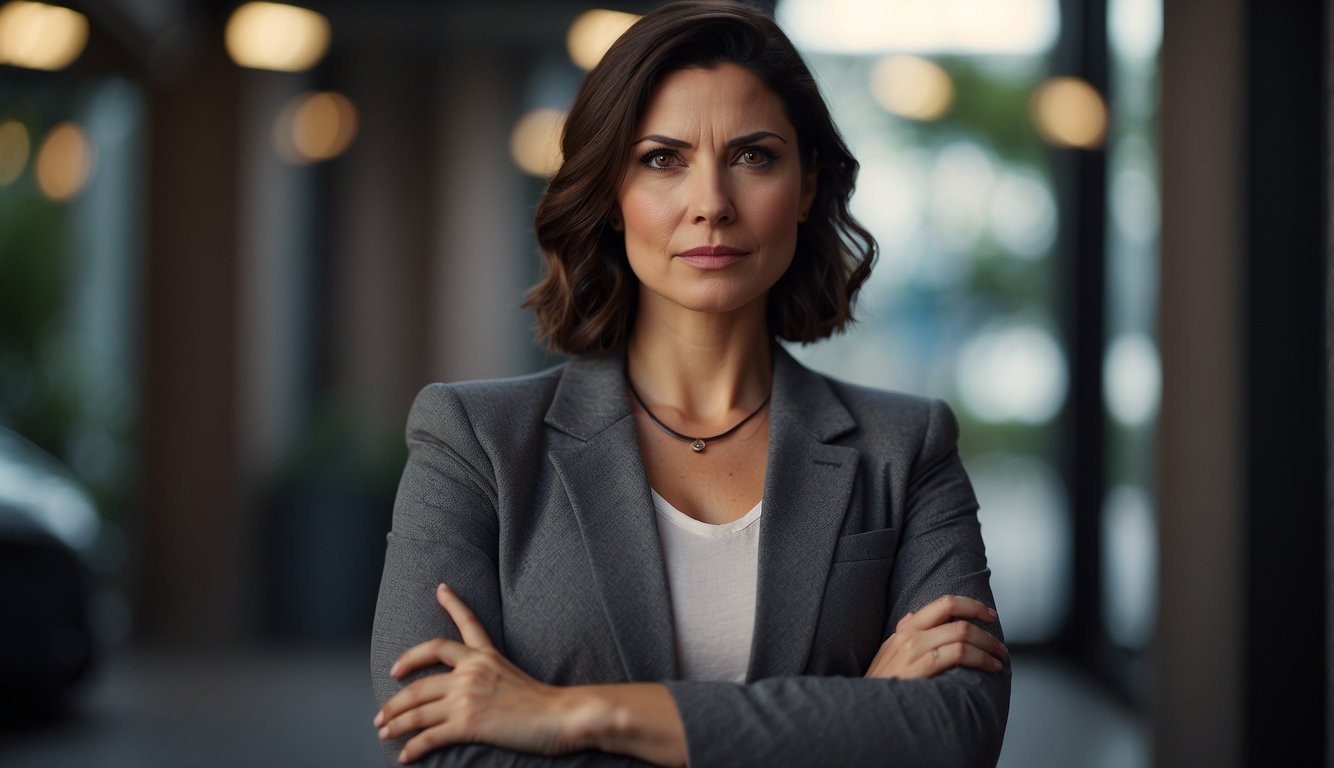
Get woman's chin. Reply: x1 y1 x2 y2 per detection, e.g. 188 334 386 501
646 289 768 320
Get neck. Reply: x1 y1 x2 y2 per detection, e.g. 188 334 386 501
625 292 773 422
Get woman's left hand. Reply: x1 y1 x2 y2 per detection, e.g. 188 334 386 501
374 584 592 764
863 594 1007 680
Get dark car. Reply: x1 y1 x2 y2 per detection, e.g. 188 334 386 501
0 427 101 721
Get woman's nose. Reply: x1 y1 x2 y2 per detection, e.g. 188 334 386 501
688 166 736 225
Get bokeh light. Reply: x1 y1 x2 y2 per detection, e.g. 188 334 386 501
1103 332 1160 426
510 108 566 178
1111 163 1159 244
870 55 953 121
929 141 996 254
35 120 93 200
1031 76 1108 149
850 144 926 256
273 91 358 164
989 168 1057 260
1101 484 1156 647
225 2 330 73
0 1 87 71
566 9 638 71
1109 0 1162 61
777 0 1059 55
0 119 30 184
956 322 1067 423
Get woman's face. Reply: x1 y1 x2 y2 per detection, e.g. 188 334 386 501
616 63 817 319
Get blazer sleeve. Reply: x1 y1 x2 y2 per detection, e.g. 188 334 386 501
662 399 1010 768
371 384 653 768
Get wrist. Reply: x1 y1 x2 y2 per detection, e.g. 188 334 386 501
553 685 619 753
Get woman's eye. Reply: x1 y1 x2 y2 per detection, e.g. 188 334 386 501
737 148 772 166
645 151 678 169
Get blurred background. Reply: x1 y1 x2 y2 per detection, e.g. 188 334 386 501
0 0 1326 766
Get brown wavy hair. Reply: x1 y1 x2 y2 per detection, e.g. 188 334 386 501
526 0 876 355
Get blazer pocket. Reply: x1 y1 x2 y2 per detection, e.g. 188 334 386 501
831 527 901 563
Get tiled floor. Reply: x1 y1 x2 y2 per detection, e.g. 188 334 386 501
0 645 386 767
0 648 1145 767
999 655 1147 768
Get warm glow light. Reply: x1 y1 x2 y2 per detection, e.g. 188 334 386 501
566 9 639 70
1031 76 1107 149
870 55 953 121
35 121 93 200
274 91 358 163
0 120 30 184
777 0 1059 55
510 108 566 178
225 2 330 72
0 1 88 71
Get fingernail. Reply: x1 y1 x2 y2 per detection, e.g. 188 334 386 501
1000 642 1009 655
373 711 384 726
378 726 389 739
399 749 409 763
993 657 1003 670
438 583 449 594
988 607 998 619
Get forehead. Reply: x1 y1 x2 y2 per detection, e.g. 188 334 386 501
635 63 794 136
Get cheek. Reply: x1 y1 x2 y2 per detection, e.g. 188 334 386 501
620 189 680 246
747 185 802 248
737 170 801 218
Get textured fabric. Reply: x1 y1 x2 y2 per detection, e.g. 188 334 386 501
652 490 761 683
370 344 1010 767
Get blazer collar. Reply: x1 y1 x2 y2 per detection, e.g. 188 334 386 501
543 350 630 441
769 343 857 443
543 342 857 443
544 341 860 682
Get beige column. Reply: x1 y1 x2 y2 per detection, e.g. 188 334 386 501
1156 0 1245 765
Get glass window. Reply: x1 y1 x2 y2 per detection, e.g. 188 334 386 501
1101 0 1161 651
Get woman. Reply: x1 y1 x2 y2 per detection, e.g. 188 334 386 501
371 2 1009 766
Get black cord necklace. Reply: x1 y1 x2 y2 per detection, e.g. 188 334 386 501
626 379 771 453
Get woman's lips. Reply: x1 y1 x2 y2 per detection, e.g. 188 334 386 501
675 245 748 269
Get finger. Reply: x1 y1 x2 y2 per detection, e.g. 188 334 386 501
913 640 1004 676
903 595 997 631
912 619 1008 662
437 583 495 650
378 675 450 725
379 696 450 740
390 637 471 678
895 611 915 633
401 722 459 764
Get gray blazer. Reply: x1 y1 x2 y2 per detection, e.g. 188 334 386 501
371 345 1009 767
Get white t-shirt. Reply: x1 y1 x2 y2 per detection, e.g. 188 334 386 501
651 489 762 683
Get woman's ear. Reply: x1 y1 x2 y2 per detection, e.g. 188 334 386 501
609 207 624 232
799 149 819 222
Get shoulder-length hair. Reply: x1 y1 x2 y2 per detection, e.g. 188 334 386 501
526 0 876 355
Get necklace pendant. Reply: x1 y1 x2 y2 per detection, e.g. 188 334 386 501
690 439 706 453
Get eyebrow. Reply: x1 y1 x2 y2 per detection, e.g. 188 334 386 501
632 130 789 148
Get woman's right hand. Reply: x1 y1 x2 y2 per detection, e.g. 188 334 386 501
864 595 1008 680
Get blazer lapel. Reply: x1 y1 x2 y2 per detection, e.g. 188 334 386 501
542 346 860 683
748 346 859 680
545 352 679 682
